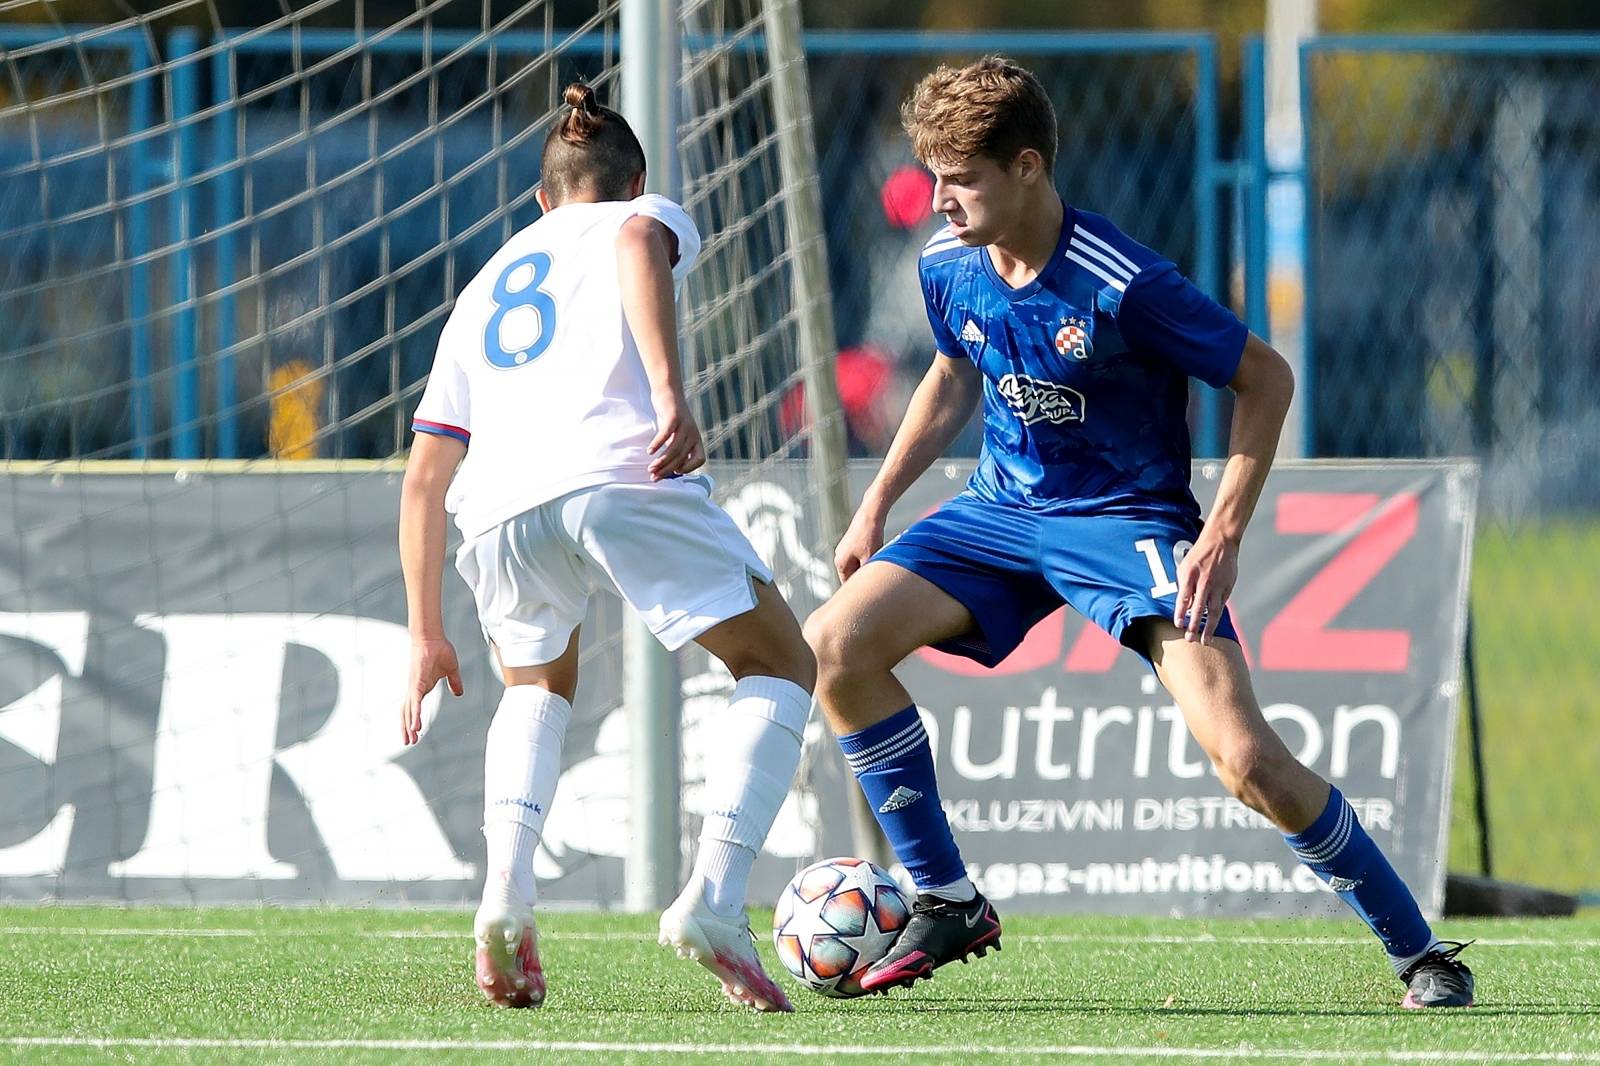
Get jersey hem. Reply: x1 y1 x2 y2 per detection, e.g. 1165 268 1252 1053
960 484 1203 523
451 465 658 540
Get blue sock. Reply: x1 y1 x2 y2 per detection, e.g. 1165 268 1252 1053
837 705 966 891
1285 786 1435 967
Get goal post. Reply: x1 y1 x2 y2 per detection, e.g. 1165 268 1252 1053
623 0 864 909
621 0 684 914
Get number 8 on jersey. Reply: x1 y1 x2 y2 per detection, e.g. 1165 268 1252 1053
484 252 558 369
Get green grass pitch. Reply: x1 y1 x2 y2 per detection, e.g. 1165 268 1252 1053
0 906 1596 1064
1452 521 1600 896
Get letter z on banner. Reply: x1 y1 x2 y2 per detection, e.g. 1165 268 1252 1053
866 460 1477 918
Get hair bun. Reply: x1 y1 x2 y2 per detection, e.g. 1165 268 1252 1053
563 82 599 115
559 81 604 144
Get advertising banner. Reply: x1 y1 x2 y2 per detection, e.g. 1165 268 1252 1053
0 460 1476 916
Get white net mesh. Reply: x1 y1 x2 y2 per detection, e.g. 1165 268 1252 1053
3 2 629 459
0 0 840 904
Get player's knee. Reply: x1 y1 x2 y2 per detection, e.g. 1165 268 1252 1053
801 605 842 672
803 604 869 687
807 614 903 707
1214 740 1299 820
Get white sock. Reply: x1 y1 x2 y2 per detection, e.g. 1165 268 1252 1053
692 675 810 919
1391 936 1444 977
924 875 978 903
482 822 539 913
481 685 572 910
693 840 758 919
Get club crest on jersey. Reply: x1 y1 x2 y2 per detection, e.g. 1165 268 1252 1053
1055 315 1092 361
996 372 1086 426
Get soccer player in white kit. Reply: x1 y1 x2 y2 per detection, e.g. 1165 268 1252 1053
398 83 814 1013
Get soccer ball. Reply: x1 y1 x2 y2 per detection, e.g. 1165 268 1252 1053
771 857 912 998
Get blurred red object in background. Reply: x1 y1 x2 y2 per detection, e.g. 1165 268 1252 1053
880 165 934 229
781 345 896 454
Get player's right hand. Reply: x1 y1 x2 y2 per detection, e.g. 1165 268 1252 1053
402 636 464 745
648 389 706 479
835 508 886 582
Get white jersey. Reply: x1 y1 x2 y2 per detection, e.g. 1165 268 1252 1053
412 194 702 539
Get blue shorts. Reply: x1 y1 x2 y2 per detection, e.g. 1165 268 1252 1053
873 493 1237 668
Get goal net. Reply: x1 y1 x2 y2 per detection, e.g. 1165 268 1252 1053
0 0 845 904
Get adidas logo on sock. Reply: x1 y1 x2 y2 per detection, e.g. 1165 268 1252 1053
960 319 985 345
878 786 923 813
1328 875 1363 892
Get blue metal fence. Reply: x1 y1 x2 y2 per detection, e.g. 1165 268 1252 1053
0 27 153 457
202 26 622 459
803 32 1227 457
1292 35 1600 894
0 28 1228 461
1298 36 1600 497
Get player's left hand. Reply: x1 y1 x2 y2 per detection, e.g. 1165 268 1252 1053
1173 531 1238 645
402 636 464 745
648 389 706 479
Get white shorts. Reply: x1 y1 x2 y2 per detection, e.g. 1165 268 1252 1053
454 475 773 667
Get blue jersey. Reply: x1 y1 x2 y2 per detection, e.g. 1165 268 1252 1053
919 204 1246 521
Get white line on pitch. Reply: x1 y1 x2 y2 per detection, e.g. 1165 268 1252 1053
2 1038 1597 1062
0 927 1592 949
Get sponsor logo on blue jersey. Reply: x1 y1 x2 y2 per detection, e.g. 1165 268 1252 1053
996 373 1086 426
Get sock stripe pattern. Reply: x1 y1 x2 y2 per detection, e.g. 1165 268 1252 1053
1290 801 1353 865
837 705 966 890
842 716 926 773
1284 786 1434 963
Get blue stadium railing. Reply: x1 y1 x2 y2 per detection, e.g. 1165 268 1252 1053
0 27 1229 461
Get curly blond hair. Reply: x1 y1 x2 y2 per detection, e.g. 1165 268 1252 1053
901 55 1057 171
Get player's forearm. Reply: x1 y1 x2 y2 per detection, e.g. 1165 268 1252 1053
1208 340 1295 543
863 362 978 518
617 223 685 401
399 470 452 639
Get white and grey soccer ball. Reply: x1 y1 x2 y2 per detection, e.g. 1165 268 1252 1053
772 857 912 998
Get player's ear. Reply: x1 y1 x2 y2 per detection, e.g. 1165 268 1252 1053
629 171 647 199
1013 148 1045 185
535 185 553 214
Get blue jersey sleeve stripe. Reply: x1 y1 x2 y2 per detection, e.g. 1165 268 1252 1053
1064 250 1128 294
1072 224 1143 275
412 419 470 445
1068 237 1134 281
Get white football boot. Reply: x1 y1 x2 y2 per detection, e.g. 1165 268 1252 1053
473 897 545 1008
658 881 793 1013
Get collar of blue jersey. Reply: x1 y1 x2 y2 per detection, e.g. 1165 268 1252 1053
979 199 1076 303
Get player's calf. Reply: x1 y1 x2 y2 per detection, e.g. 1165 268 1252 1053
698 577 817 692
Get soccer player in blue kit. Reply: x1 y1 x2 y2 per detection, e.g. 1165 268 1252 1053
803 56 1474 1008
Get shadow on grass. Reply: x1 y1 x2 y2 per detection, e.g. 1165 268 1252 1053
868 995 1600 1020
